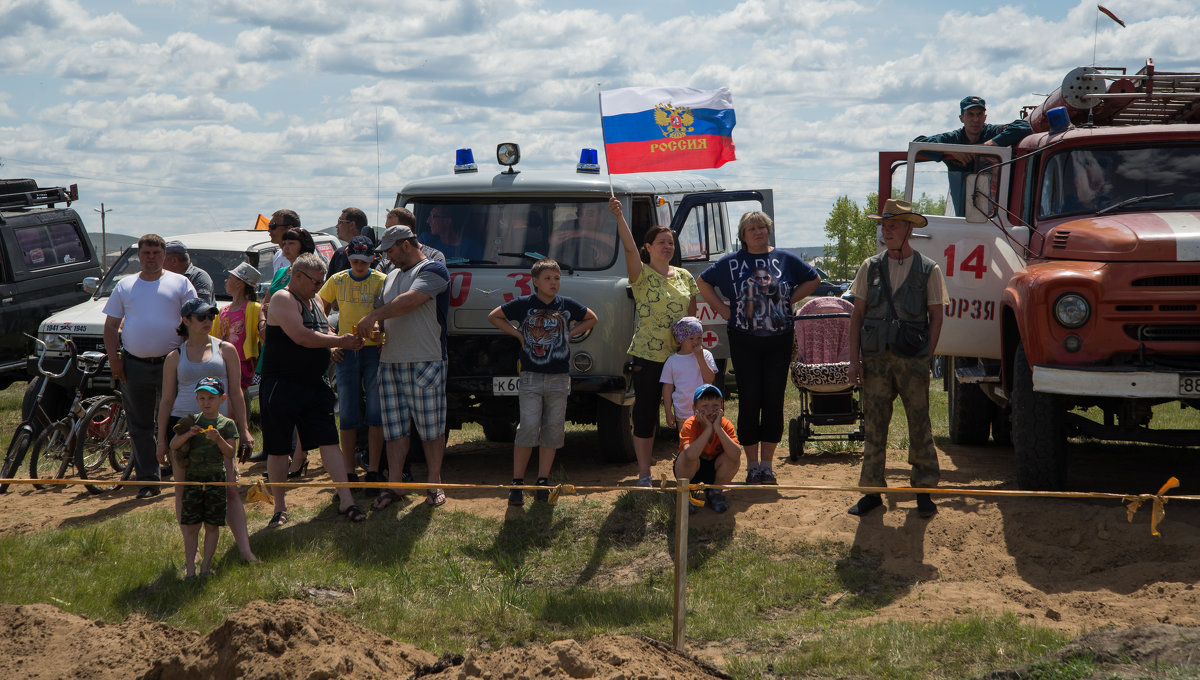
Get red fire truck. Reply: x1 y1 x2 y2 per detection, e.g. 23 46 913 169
878 59 1200 490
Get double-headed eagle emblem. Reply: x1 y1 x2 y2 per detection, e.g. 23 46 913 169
654 102 694 139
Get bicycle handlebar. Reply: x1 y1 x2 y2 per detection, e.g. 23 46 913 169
26 333 77 380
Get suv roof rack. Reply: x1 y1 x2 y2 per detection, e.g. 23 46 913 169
0 181 79 211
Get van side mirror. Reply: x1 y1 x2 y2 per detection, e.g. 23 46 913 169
82 276 99 295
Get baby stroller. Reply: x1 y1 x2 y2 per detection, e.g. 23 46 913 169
787 296 864 460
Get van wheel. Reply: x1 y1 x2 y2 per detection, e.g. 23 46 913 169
596 400 636 463
1011 341 1067 490
947 357 993 445
482 419 517 443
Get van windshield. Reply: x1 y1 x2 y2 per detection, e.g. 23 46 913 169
1038 145 1200 219
408 200 618 270
97 248 249 301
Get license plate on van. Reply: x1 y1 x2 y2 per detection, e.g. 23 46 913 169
493 377 520 395
1181 373 1200 397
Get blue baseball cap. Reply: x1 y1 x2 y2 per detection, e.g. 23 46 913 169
693 384 722 403
960 96 986 112
195 376 225 395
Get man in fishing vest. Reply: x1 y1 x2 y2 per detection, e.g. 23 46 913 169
846 199 948 519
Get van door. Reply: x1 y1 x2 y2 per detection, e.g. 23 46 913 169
665 189 775 361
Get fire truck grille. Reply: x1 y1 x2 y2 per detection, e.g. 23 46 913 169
1132 274 1200 287
1123 324 1200 342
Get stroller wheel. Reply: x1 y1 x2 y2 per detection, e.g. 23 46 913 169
788 417 806 462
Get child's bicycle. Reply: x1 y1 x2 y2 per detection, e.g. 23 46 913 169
2 335 78 492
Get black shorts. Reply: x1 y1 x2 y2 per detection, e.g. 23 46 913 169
180 472 226 526
673 455 717 484
260 375 339 455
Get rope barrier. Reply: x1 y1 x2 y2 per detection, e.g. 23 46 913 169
1 476 1192 535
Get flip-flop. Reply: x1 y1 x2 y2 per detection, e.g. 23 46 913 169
425 489 446 507
267 511 288 528
340 504 367 522
371 490 403 511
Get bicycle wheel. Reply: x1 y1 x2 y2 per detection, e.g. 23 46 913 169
29 420 74 489
79 401 133 494
77 397 122 473
1 426 36 493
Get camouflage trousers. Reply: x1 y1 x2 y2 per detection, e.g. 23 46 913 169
859 352 940 489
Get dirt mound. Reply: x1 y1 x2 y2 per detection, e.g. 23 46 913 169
416 635 730 679
0 602 199 679
980 624 1200 679
140 599 436 679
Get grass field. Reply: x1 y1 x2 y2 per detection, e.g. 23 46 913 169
1 376 1194 679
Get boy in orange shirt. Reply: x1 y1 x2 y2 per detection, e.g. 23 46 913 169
674 384 740 513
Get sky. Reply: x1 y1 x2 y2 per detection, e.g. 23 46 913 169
2 0 1198 247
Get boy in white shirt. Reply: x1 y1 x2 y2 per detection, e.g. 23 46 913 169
660 317 716 430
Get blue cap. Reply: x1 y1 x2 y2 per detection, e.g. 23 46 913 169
693 384 722 403
195 376 225 395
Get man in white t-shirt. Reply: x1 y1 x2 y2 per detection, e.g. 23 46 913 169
103 234 197 499
355 225 451 508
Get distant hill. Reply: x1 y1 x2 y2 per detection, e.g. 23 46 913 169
780 246 825 261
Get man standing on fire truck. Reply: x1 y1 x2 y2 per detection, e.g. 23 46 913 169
846 199 948 519
914 96 1032 214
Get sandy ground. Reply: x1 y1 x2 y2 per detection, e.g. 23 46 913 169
1 430 1198 678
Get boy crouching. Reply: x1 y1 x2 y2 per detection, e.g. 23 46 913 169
170 376 238 579
674 384 739 513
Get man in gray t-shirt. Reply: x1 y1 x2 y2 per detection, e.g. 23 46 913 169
355 225 451 508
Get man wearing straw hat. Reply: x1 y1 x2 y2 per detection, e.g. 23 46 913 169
845 199 948 519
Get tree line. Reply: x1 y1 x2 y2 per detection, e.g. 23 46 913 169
820 191 946 281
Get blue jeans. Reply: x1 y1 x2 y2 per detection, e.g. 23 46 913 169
335 345 382 429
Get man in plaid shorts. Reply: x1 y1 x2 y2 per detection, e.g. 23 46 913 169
356 225 451 507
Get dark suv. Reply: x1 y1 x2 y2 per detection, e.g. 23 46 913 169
0 179 102 390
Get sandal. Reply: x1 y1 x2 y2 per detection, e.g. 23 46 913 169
425 489 446 507
371 489 403 511
340 504 367 522
268 511 288 528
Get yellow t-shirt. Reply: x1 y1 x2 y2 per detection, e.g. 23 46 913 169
318 269 387 346
627 266 698 362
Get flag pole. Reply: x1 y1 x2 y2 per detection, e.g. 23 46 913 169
597 83 614 197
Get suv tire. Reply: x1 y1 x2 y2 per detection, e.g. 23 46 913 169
1011 341 1067 490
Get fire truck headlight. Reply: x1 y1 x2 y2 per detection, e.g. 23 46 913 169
1054 293 1090 329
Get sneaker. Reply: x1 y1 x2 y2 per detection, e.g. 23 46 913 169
535 477 550 503
136 486 161 499
916 493 937 518
848 494 883 516
745 468 762 485
401 471 413 484
758 468 777 485
706 490 730 514
636 475 653 488
508 488 525 506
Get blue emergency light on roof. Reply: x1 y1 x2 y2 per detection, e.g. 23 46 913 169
454 148 477 174
1046 107 1071 134
577 148 599 174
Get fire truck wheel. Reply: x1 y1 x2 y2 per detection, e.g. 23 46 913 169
948 357 993 445
482 419 517 443
1011 341 1067 490
596 399 637 463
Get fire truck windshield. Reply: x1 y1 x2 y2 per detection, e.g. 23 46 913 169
1038 145 1200 219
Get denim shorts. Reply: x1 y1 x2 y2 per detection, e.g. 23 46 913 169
514 372 571 449
335 345 382 429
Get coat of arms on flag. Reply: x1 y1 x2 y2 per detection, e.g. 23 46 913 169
600 86 736 174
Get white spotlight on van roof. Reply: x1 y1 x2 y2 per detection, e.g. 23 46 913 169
497 143 521 174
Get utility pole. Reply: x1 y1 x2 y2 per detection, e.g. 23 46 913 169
94 203 113 271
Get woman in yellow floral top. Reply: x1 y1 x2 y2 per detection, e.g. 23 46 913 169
610 197 697 485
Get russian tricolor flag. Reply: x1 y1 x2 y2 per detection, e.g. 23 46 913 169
600 86 737 174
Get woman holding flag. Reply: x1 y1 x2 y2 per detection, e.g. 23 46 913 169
610 197 697 486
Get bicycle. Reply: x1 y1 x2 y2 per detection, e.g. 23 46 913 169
1 335 79 493
74 388 133 494
25 339 127 491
